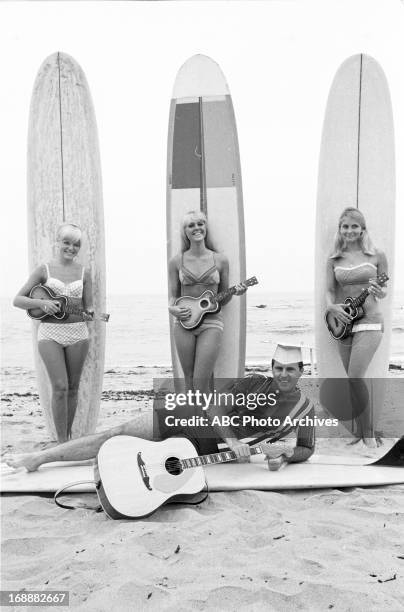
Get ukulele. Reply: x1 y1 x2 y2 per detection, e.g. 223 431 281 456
27 284 110 322
175 276 258 330
325 272 388 340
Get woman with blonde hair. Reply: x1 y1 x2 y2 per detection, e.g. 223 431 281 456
325 207 388 447
14 223 93 442
168 210 246 396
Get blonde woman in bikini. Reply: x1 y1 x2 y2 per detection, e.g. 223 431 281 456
326 207 388 448
13 223 93 442
168 210 246 396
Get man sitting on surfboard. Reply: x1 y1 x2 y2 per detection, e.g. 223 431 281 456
4 345 315 473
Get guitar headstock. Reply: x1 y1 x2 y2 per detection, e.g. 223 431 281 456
244 276 258 288
376 273 389 286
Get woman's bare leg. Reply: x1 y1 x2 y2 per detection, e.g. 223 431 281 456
174 324 197 391
348 331 383 445
64 339 89 438
193 328 223 395
38 340 69 442
4 412 155 472
337 337 352 375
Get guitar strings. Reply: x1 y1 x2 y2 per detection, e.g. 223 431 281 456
142 444 270 471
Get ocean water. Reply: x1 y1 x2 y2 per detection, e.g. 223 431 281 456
1 293 404 394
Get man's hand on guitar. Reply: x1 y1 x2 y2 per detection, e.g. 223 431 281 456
169 305 192 321
327 303 353 325
227 440 251 463
40 300 60 315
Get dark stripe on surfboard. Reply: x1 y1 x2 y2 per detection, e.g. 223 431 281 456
172 98 237 190
198 97 207 214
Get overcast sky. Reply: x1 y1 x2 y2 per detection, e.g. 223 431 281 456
0 0 403 297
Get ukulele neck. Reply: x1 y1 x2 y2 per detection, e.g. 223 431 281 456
350 287 370 309
215 285 238 304
64 300 85 316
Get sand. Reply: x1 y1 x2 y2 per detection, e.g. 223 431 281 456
2 379 404 611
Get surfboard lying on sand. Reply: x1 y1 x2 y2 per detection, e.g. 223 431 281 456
315 54 395 379
27 52 106 439
167 54 246 383
2 439 403 494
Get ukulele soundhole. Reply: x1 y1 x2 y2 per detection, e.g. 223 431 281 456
199 299 210 310
165 457 182 476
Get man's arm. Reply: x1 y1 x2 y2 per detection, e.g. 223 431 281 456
287 406 315 463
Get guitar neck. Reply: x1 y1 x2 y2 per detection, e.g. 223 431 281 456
180 445 264 470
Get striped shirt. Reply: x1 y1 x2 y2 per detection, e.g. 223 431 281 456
224 375 315 449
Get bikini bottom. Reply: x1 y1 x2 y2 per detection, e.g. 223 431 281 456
37 322 89 347
175 312 224 336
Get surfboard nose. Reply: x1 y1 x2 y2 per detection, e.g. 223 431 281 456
173 54 230 99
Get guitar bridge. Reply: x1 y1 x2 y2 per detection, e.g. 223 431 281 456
137 452 152 491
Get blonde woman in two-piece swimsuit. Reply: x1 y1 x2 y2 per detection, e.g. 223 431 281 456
325 207 388 448
14 223 93 442
168 211 246 397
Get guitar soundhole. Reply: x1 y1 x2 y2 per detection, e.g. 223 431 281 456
199 299 210 310
165 457 182 476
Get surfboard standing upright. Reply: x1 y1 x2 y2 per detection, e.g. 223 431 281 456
27 52 106 438
315 54 395 381
167 54 246 384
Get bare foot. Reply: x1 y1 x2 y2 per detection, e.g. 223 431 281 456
363 437 378 449
3 453 41 472
347 438 361 446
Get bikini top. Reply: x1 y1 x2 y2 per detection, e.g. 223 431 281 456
333 262 377 288
44 264 84 298
179 253 220 287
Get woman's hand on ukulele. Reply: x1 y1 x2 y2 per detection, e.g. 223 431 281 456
169 305 191 321
369 278 386 299
234 283 247 296
327 303 352 325
83 309 95 321
40 300 60 315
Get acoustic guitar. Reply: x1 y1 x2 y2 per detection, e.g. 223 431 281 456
95 435 276 519
175 276 258 330
325 272 388 340
27 284 110 322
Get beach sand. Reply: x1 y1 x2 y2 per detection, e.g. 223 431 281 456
2 376 404 611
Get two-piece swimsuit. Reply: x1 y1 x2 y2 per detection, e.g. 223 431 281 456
178 252 224 335
333 262 383 333
37 264 90 347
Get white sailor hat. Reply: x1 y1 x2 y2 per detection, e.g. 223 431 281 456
273 344 303 365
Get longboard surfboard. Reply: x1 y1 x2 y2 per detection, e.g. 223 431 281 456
167 55 246 385
1 439 403 494
315 54 395 380
27 52 106 439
